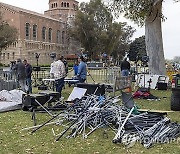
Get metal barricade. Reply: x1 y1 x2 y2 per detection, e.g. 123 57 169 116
34 66 121 85
0 69 17 91
112 75 132 96
87 66 121 84
114 76 132 90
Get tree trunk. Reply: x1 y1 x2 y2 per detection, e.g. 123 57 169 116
145 1 166 75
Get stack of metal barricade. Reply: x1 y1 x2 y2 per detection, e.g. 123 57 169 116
0 68 17 91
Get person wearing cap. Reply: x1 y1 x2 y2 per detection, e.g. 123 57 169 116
13 58 26 92
53 55 66 98
23 59 32 93
77 56 87 83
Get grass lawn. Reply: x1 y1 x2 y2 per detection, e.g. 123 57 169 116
1 87 180 154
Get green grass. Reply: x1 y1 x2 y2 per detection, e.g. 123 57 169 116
1 88 180 154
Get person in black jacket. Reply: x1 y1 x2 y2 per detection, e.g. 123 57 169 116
121 58 130 76
23 59 32 93
13 58 26 92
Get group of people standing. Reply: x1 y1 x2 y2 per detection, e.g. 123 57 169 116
11 55 129 98
50 55 87 98
11 54 87 99
12 59 32 93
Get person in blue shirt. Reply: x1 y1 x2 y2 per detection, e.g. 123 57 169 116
73 60 79 76
77 56 87 83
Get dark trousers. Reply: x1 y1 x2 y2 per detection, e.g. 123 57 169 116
26 78 32 93
55 78 65 98
78 77 86 83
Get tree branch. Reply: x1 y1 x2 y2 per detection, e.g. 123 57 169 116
153 0 163 6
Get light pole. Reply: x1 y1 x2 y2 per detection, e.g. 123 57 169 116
35 53 40 66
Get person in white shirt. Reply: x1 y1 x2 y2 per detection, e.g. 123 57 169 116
50 60 56 79
52 55 66 98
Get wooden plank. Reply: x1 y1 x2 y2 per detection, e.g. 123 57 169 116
138 109 174 113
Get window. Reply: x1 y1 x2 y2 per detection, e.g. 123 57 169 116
61 2 63 7
3 53 5 60
12 52 15 59
33 25 37 40
62 31 65 44
25 23 30 40
7 53 9 59
57 30 61 43
42 27 46 41
56 3 58 7
48 28 52 42
67 3 69 7
64 2 66 7
52 4 53 8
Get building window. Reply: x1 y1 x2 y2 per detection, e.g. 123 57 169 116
56 3 58 7
48 28 52 42
67 3 69 7
61 2 63 7
64 2 67 7
25 23 30 40
7 53 9 59
33 25 37 40
57 30 61 43
62 31 65 44
42 27 46 42
3 53 5 60
52 4 53 8
12 52 15 59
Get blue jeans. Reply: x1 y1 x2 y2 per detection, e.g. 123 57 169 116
26 78 32 93
55 78 65 98
121 69 129 76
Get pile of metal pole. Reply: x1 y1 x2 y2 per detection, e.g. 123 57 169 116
113 112 180 148
26 93 180 148
54 94 122 141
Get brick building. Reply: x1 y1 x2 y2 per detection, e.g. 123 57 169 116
0 0 79 65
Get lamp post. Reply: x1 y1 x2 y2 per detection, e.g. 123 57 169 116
35 53 40 66
34 53 40 87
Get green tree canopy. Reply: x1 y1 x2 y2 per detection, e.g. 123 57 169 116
110 0 180 75
110 0 167 26
69 0 135 60
129 36 146 61
0 12 18 50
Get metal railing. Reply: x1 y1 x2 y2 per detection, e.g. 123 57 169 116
33 66 121 84
0 66 121 89
87 66 121 84
0 69 17 91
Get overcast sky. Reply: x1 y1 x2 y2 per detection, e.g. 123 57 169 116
0 0 179 60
